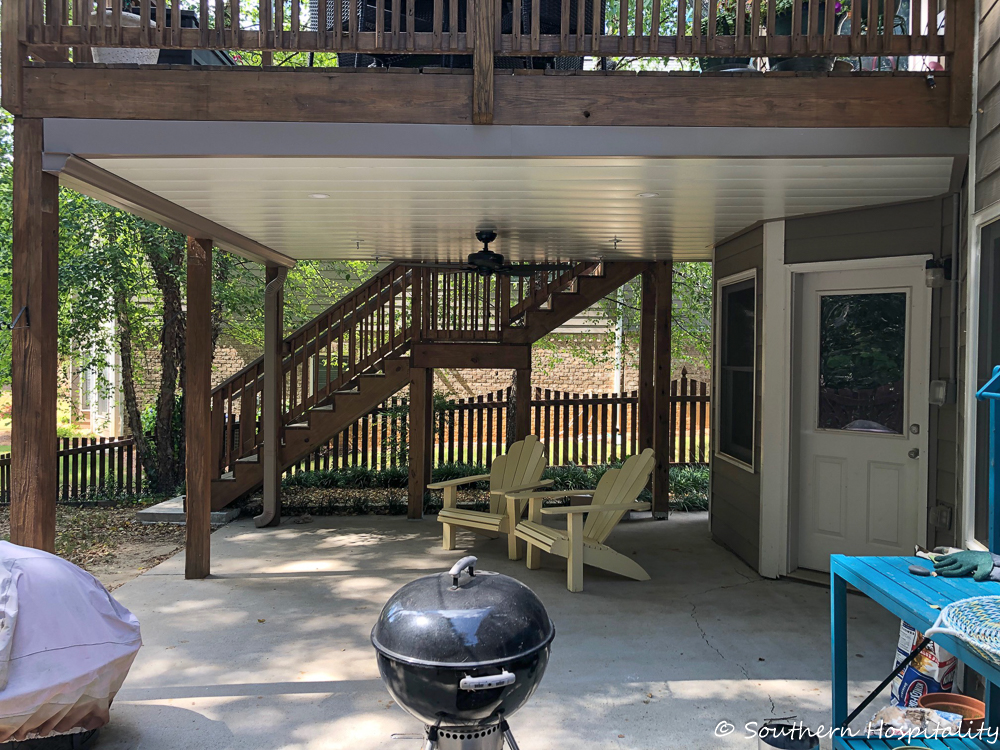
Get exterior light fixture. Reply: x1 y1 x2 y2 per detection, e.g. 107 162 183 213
925 258 952 288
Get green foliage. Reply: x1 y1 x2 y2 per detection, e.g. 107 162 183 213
534 262 711 384
278 461 708 513
377 393 457 464
429 463 491 489
819 293 905 390
139 395 185 491
218 257 380 348
668 464 709 511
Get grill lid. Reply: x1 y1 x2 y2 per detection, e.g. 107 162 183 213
371 556 555 668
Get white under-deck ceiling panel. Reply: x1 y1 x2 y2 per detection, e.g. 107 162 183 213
90 156 955 261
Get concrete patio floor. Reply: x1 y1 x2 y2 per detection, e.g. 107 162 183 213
97 512 899 750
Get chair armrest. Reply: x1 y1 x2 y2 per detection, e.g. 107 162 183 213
540 502 652 515
489 479 554 495
505 488 597 501
427 474 491 489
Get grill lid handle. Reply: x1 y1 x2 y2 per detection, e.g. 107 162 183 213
459 670 516 691
449 556 477 588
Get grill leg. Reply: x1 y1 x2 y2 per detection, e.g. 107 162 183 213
422 726 439 750
500 720 520 750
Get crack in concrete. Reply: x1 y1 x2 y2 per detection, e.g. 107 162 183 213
731 564 758 584
689 601 727 663
688 596 779 718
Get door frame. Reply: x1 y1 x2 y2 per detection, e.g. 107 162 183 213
757 219 933 577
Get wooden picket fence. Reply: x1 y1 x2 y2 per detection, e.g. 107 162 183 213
0 372 708 500
284 370 710 474
0 436 145 504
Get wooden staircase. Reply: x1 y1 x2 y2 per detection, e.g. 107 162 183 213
210 260 648 510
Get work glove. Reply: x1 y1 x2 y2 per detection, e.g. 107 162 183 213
933 550 997 582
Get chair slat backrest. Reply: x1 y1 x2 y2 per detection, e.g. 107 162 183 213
584 448 655 543
488 435 547 514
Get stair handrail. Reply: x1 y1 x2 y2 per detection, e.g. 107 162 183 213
211 261 409 401
507 261 601 323
211 259 604 477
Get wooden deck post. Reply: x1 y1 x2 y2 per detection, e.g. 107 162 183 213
10 118 58 552
947 0 974 127
652 261 673 517
472 0 494 124
514 366 531 441
185 237 213 579
408 367 433 519
255 264 287 528
638 268 655 452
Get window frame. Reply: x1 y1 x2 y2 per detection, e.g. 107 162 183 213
714 269 758 472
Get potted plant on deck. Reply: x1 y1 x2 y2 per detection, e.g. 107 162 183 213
90 5 160 65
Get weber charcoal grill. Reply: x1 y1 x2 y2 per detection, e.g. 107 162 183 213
372 556 554 750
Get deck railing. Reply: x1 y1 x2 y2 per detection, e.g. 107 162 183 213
211 260 603 475
23 0 954 61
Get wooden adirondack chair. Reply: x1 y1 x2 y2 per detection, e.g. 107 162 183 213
429 435 552 560
507 448 655 592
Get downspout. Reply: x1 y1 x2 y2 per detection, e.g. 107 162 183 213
951 192 961 391
255 266 288 528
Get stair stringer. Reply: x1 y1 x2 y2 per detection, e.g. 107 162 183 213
210 358 410 510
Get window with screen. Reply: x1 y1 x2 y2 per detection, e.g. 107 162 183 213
718 275 756 467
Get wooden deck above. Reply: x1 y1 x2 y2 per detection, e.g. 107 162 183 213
15 64 964 128
0 0 975 128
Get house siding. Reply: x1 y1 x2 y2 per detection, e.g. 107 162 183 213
711 226 764 571
785 194 966 549
979 0 1000 211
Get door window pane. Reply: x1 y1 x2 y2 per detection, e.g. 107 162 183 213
818 292 906 434
719 277 756 465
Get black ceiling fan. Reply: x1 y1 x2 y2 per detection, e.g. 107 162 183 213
420 230 577 277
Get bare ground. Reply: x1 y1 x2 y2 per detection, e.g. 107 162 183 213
0 504 186 590
0 487 487 591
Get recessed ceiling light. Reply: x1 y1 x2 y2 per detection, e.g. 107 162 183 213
636 192 659 198
308 193 330 199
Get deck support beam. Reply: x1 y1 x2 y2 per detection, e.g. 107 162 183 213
408 367 434 519
255 264 287 528
472 0 494 124
947 0 974 126
10 117 58 552
638 268 655 452
185 237 213 579
652 261 673 517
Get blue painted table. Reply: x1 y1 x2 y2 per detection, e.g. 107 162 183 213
831 555 1000 749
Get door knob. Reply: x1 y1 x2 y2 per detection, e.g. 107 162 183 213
908 448 920 459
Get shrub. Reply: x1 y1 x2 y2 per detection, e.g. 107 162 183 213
431 463 490 490
275 461 709 513
670 465 709 511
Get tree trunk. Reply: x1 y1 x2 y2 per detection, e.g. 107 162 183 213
145 236 187 494
115 292 157 483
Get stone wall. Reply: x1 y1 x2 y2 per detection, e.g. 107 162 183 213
435 336 709 398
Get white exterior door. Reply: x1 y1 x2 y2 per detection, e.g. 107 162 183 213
794 264 930 572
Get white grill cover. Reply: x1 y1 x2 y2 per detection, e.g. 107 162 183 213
0 542 142 741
